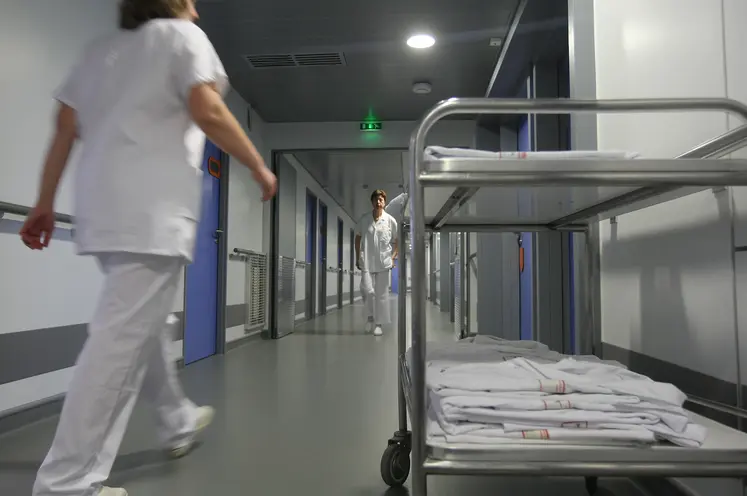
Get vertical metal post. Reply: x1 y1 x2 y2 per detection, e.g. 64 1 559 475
465 233 471 336
409 131 428 496
397 220 409 432
584 225 601 356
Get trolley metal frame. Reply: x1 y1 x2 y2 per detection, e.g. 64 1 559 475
381 97 747 495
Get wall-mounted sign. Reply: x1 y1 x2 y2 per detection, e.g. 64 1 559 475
359 121 382 131
208 157 221 178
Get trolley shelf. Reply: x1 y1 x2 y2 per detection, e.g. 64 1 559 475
383 97 747 496
421 157 747 229
398 355 747 477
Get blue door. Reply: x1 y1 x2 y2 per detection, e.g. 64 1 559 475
518 116 534 341
391 259 399 294
184 140 222 365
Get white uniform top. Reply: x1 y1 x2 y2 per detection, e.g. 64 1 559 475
356 210 398 273
56 20 228 262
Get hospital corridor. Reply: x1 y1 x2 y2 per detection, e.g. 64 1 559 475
5 1 747 496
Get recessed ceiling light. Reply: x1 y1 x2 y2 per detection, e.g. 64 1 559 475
407 34 435 49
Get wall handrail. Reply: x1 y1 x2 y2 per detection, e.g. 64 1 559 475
0 201 74 225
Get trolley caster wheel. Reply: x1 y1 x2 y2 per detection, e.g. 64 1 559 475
380 443 411 487
585 476 598 495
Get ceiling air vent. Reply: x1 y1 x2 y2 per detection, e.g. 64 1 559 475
244 52 346 69
293 52 346 67
245 54 295 69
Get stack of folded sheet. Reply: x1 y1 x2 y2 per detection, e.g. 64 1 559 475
406 336 706 447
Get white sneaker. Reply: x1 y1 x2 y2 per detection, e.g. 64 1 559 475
99 488 128 496
365 320 375 333
168 406 215 459
373 326 383 336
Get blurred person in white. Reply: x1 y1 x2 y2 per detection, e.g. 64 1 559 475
355 189 399 336
19 1 277 494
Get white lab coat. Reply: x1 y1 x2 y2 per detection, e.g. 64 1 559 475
34 20 226 496
356 210 398 325
355 210 398 273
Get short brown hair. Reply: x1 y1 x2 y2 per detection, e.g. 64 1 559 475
119 0 191 30
370 189 387 204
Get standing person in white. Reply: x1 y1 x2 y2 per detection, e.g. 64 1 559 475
19 1 277 495
355 189 399 336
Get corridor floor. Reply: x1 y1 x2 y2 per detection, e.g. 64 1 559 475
0 298 644 496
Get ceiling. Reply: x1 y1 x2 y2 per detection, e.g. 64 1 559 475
289 150 407 220
196 0 520 122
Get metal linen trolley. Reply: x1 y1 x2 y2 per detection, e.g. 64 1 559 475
380 97 747 496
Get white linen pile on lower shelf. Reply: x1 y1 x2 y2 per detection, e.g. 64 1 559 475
407 336 706 447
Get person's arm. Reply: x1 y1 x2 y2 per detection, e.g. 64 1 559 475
174 24 276 200
36 103 78 210
188 84 275 200
20 103 78 249
391 239 399 261
188 84 262 174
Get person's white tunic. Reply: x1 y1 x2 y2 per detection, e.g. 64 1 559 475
57 19 228 262
33 20 227 496
356 210 398 273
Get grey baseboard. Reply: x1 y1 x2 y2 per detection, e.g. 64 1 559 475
0 331 263 437
0 394 65 437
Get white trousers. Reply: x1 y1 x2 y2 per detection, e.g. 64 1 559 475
33 253 200 496
360 270 391 325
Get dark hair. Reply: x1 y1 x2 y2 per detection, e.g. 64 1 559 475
119 0 191 30
370 189 387 204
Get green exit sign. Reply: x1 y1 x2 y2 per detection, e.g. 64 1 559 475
360 121 382 131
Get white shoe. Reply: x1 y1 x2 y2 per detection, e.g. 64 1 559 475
168 406 215 459
373 326 383 336
99 488 128 496
365 320 374 333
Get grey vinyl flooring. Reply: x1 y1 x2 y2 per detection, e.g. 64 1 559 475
0 297 645 496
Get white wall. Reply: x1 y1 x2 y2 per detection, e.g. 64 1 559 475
0 0 119 415
591 1 747 494
224 91 269 343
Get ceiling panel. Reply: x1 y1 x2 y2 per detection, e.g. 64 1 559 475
290 150 407 220
197 0 520 122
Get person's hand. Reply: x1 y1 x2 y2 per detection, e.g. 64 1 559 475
20 203 56 250
252 166 277 201
356 261 362 271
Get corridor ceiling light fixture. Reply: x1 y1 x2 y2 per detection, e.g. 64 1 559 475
407 34 435 49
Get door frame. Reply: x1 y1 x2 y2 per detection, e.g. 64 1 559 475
268 148 408 338
180 146 229 364
349 228 355 305
318 201 328 315
337 217 344 308
306 189 318 321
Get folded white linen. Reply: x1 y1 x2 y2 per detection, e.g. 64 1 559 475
434 392 690 432
424 146 640 161
411 338 706 448
427 409 656 446
427 357 687 407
